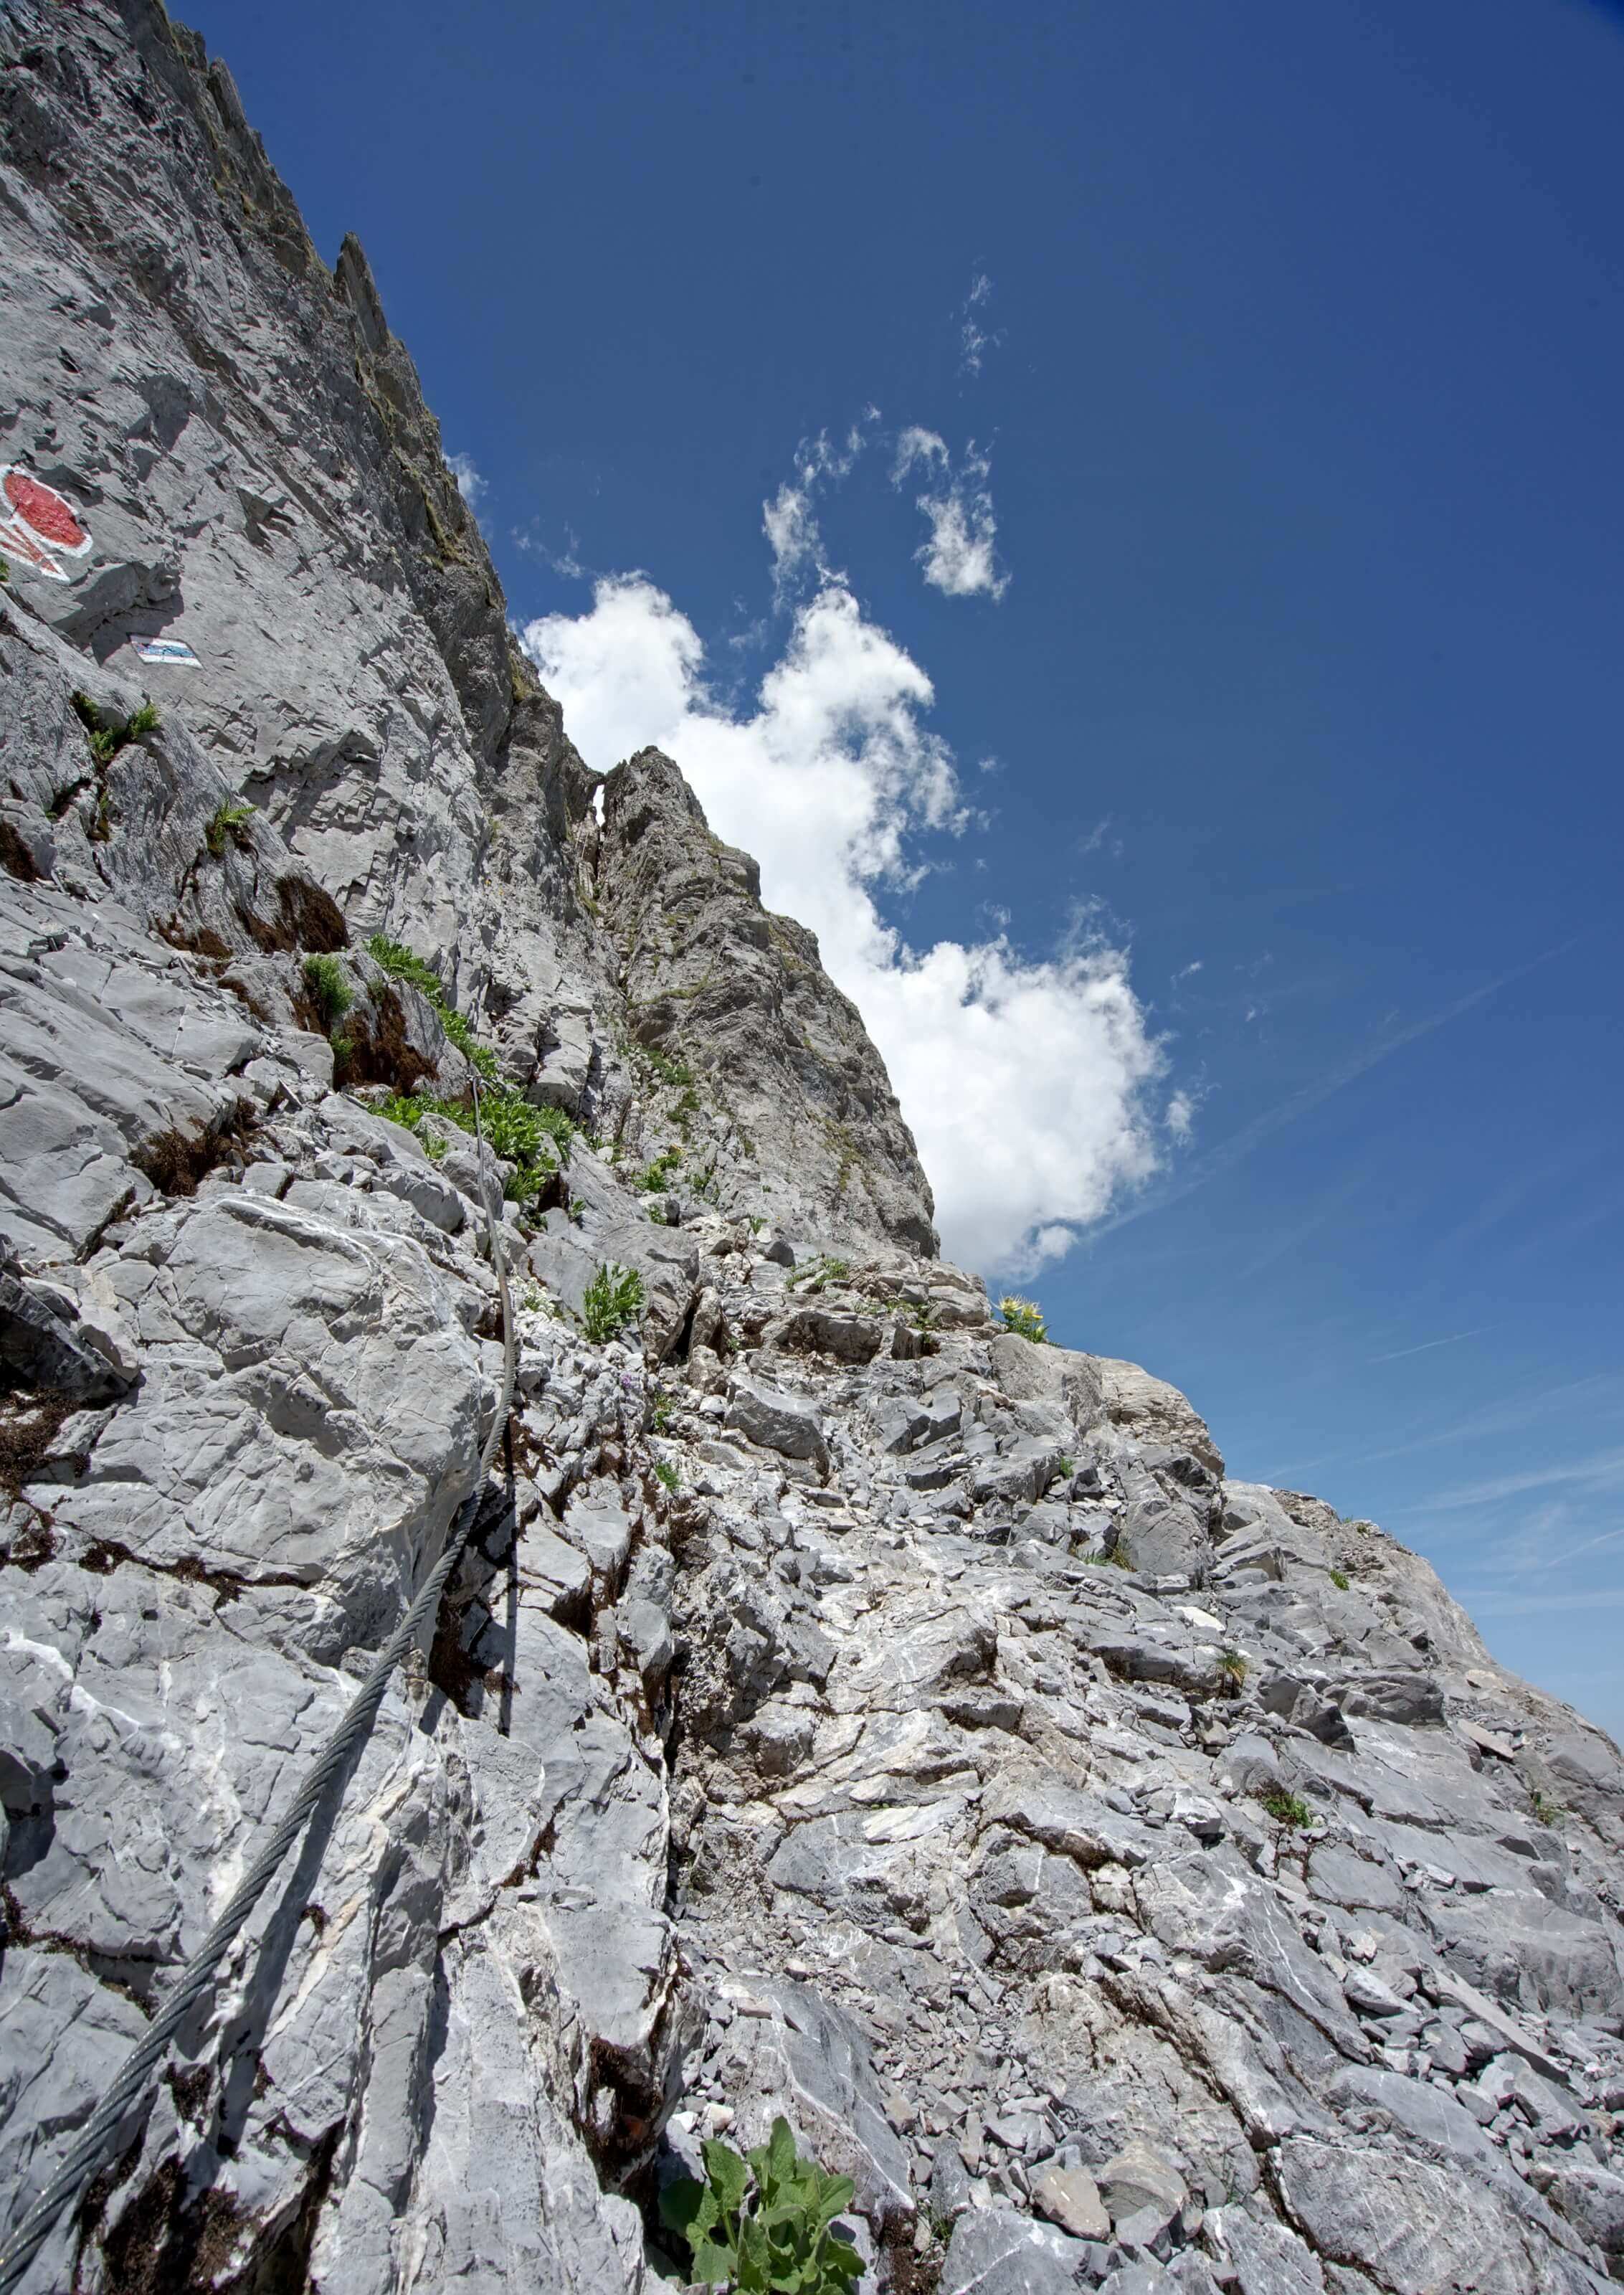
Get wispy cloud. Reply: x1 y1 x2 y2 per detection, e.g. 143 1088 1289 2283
893 428 1009 600
514 522 586 579
1231 1178 1367 1284
1273 1367 1624 1485
762 415 878 604
1453 1584 1624 1617
959 273 1001 378
1369 1327 1493 1364
447 452 487 511
1419 1446 1624 1513
1084 943 1574 1243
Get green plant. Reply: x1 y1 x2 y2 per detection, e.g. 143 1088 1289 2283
998 1295 1048 1345
1259 1789 1312 1829
1329 1568 1350 1591
366 932 445 998
367 930 503 1084
125 700 161 742
303 952 351 1031
521 1282 547 1313
660 2116 863 2295
785 1256 850 1295
655 1459 679 1493
1084 1546 1131 1569
648 1388 673 1434
1055 1454 1075 1480
204 798 255 857
1217 1647 1248 1686
581 1260 645 1345
637 1143 684 1193
0 554 9 583
1529 1788 1565 1826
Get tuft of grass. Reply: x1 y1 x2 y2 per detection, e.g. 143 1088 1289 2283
637 1143 684 1194
619 1031 693 1089
648 1387 673 1434
1217 1647 1248 1686
303 952 352 1032
654 1459 679 1493
1259 1788 1313 1829
205 798 256 857
360 934 584 1215
125 700 161 742
1056 1454 1075 1480
998 1295 1048 1345
582 1261 645 1345
367 932 444 998
1529 1787 1565 1827
1329 1568 1350 1591
368 930 501 1082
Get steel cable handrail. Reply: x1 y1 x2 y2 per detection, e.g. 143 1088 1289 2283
0 1074 518 2294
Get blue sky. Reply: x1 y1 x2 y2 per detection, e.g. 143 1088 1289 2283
189 0 1623 1739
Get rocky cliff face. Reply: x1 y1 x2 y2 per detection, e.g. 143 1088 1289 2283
0 10 1621 2295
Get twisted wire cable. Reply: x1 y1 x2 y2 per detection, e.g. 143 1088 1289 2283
0 1072 518 2294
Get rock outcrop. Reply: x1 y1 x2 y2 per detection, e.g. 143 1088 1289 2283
1 10 1620 2295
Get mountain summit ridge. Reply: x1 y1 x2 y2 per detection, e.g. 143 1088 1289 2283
0 9 1620 2294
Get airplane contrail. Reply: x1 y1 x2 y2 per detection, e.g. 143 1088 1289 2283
1087 942 1574 1242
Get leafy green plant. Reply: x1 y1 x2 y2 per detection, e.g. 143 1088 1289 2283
443 1005 500 1079
1055 1454 1075 1480
368 930 500 1082
125 700 161 742
655 1459 679 1494
786 1256 850 1295
521 1282 547 1314
998 1295 1048 1345
1217 1647 1248 1687
1329 1568 1350 1591
303 952 352 1031
0 554 9 583
581 1260 645 1345
638 1144 684 1193
1529 1788 1565 1826
205 798 256 857
660 2116 863 2295
1259 1789 1312 1829
618 1031 695 1090
366 932 444 998
648 1387 673 1434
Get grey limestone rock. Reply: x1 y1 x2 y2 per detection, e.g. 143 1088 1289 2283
942 2206 1095 2295
0 12 1620 2295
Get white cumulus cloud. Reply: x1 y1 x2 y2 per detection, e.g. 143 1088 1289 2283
519 573 1166 1272
893 429 1008 600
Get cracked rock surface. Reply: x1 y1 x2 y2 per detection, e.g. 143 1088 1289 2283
0 8 1620 2294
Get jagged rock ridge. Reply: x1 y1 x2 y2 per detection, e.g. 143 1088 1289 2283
0 9 1621 2295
